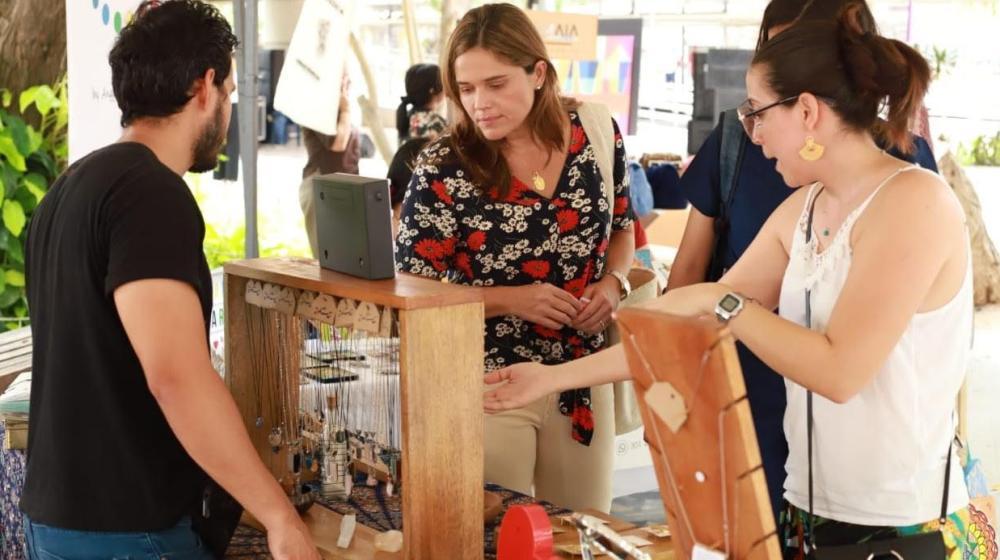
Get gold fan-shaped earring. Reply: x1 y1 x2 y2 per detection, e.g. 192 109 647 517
799 136 825 161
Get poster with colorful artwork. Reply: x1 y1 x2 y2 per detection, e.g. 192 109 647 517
552 19 642 135
66 0 143 163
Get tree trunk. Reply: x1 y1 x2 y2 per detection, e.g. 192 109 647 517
938 152 1000 306
439 0 457 54
349 32 392 167
0 0 67 106
401 0 420 66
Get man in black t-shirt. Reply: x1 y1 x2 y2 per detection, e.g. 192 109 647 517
22 2 319 558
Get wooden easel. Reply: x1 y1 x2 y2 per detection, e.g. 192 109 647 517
224 257 485 559
616 307 781 559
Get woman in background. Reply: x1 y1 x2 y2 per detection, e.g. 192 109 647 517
395 63 447 143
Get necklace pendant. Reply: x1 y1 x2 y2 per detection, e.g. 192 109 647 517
268 426 282 453
531 171 546 192
822 228 830 237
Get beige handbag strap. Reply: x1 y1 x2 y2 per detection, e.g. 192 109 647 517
576 102 615 211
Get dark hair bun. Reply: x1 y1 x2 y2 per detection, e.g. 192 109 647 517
751 0 930 153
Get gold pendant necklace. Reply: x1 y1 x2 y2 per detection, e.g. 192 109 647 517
531 171 546 192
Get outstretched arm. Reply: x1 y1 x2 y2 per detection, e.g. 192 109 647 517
483 344 630 413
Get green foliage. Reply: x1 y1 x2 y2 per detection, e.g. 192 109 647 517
188 184 302 270
0 78 69 331
203 222 248 270
957 131 1000 167
201 222 302 270
927 45 957 81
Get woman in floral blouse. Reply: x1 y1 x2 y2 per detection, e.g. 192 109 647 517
395 4 634 513
395 63 448 143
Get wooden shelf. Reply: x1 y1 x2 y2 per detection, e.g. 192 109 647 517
223 258 482 310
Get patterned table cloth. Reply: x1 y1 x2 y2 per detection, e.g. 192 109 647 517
225 479 571 559
0 422 569 560
0 420 27 559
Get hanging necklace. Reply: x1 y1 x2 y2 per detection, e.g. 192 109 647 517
531 171 546 192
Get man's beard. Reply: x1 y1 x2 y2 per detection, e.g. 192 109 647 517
190 99 227 173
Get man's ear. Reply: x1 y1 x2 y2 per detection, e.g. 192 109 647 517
189 68 218 110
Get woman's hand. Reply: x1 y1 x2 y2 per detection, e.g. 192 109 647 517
503 283 584 330
483 362 561 413
650 282 729 318
572 276 621 335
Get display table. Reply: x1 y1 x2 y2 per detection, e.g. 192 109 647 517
0 431 675 560
226 483 677 559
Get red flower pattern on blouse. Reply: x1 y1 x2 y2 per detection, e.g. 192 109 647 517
614 195 629 216
455 251 474 279
503 178 535 206
533 325 563 339
571 406 595 442
521 260 551 280
556 209 580 233
441 237 457 257
467 230 487 251
431 180 453 205
568 124 586 154
596 238 610 256
414 238 447 261
564 277 588 299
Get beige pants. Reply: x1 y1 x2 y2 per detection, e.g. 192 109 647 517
484 383 615 513
298 176 319 258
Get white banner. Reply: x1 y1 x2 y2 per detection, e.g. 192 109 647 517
273 0 355 135
66 0 143 163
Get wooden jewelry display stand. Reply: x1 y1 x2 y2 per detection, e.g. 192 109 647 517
615 307 782 560
224 257 485 559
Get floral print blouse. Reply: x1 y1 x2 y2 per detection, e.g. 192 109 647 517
407 109 448 142
396 111 634 445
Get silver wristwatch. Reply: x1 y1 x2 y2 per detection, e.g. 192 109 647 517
714 292 746 323
607 270 632 298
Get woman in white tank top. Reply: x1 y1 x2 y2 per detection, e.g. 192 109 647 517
482 1 985 556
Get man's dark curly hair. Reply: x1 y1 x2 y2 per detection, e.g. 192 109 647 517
109 0 238 127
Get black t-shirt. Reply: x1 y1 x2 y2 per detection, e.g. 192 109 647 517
22 142 212 531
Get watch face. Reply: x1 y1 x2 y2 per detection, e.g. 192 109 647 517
719 294 741 313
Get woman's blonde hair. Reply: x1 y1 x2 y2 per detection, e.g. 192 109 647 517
440 3 578 199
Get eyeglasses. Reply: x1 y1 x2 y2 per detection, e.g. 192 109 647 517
737 95 799 137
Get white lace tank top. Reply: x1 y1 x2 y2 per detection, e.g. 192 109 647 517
778 165 972 526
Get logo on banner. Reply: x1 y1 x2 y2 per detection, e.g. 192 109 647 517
542 22 580 45
525 10 598 61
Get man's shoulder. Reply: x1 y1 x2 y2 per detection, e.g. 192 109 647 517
79 145 196 217
73 143 178 185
